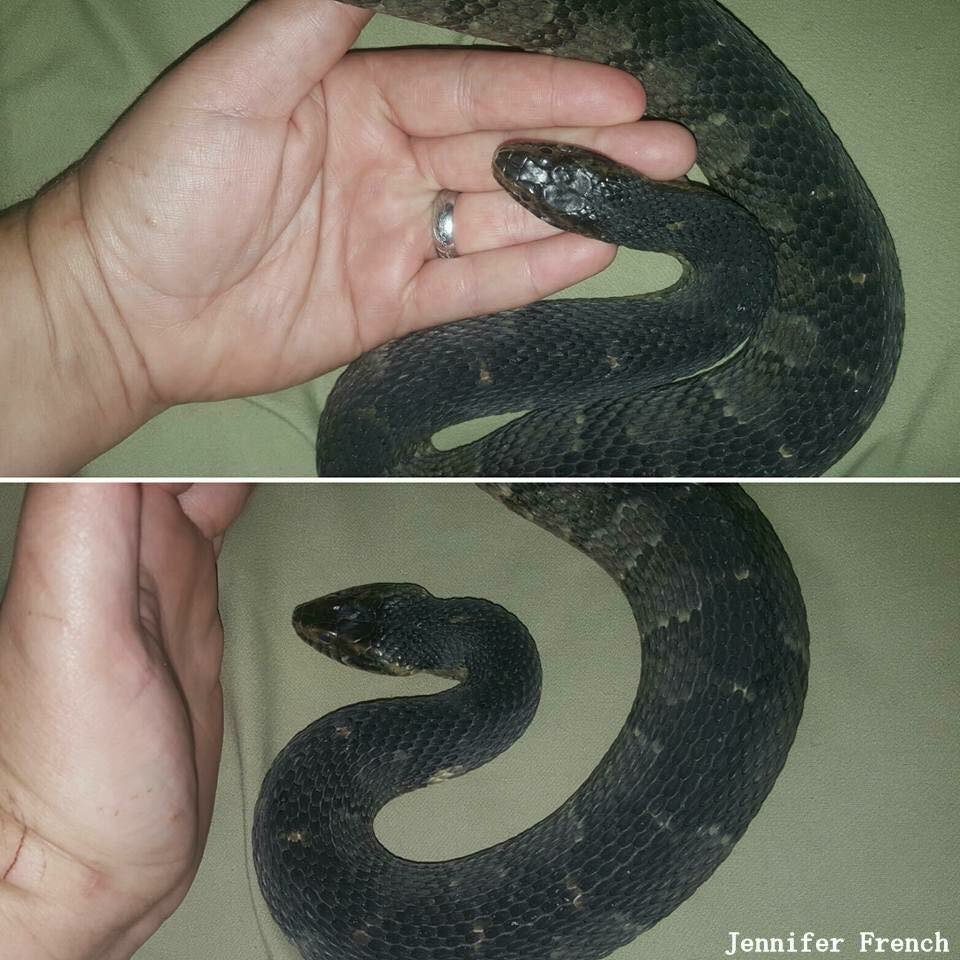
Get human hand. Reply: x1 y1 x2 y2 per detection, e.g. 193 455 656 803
5 0 694 474
0 483 251 960
77 0 694 405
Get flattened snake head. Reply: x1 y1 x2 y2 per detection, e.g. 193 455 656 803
292 583 433 676
493 140 638 240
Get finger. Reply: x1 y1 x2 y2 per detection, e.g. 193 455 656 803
434 189 562 258
165 0 373 118
401 233 617 333
413 119 698 193
369 49 646 137
4 484 142 653
155 483 192 495
176 484 255 551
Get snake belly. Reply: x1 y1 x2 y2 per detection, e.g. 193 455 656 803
315 0 904 477
253 484 809 960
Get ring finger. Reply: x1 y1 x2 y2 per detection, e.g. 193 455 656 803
430 188 562 259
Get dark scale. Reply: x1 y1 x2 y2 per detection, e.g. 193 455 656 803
315 0 903 477
253 484 810 959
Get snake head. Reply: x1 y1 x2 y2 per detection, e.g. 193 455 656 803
493 140 634 241
292 583 432 676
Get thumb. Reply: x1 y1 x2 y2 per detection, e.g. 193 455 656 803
2 484 143 670
169 0 373 119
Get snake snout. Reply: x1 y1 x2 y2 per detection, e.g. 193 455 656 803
293 594 377 651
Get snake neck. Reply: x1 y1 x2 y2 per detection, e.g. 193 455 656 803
379 595 542 688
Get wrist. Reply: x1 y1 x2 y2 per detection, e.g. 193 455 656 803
0 174 163 475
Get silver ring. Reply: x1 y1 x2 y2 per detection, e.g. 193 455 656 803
431 189 459 259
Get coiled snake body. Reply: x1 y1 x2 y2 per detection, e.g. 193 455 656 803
316 0 904 476
254 484 809 959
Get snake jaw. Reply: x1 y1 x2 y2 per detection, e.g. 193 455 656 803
294 609 404 675
329 635 416 676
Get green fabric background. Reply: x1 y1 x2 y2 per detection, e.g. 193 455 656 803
0 482 957 958
1 2 957 477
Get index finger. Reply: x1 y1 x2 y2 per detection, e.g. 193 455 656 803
175 484 255 549
365 48 647 137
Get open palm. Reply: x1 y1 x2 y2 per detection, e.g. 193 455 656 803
0 484 250 957
75 0 695 407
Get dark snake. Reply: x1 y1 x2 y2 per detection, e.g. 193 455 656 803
253 484 810 959
315 0 904 477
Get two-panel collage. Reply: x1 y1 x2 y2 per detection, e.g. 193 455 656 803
1 2 957 959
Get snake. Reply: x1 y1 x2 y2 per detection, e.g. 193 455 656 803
314 0 904 477
253 483 810 959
